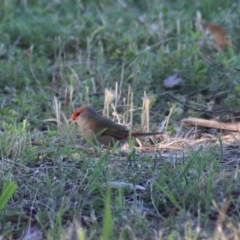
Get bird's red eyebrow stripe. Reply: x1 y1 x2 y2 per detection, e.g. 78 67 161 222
70 108 86 120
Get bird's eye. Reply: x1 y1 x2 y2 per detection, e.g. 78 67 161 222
74 112 80 119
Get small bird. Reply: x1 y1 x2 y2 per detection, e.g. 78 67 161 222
69 106 161 146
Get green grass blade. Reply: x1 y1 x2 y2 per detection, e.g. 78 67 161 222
156 183 181 209
0 181 17 211
101 187 113 240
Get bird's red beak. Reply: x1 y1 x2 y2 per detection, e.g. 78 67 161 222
68 115 74 123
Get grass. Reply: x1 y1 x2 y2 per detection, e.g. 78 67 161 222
1 0 240 239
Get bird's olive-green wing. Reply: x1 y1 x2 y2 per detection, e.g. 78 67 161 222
87 114 129 139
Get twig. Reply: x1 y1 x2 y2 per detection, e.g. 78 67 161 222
181 117 240 132
166 93 240 115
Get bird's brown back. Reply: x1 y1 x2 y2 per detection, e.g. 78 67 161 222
87 113 129 139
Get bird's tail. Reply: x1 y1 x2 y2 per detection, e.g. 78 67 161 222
130 132 162 138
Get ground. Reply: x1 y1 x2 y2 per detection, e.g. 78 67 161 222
0 1 240 239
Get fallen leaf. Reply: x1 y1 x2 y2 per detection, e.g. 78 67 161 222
163 73 182 88
101 181 146 191
203 22 232 49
